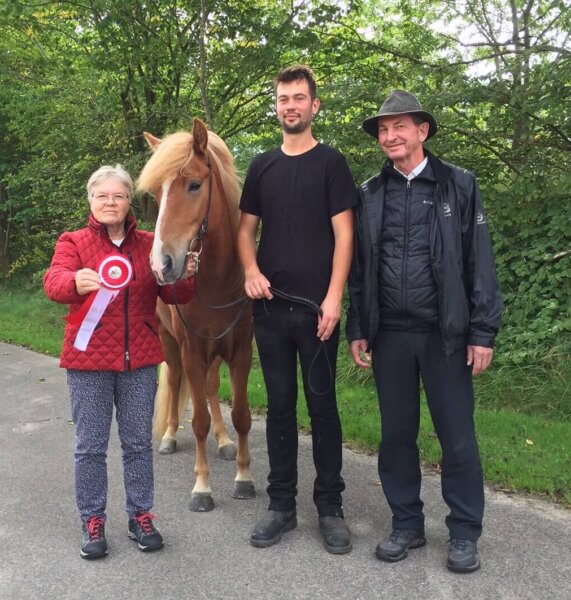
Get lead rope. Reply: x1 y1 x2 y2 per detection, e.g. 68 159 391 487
172 281 333 396
267 288 334 397
172 281 250 341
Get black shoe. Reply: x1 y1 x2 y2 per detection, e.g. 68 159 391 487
128 512 164 552
318 516 352 555
447 538 480 573
250 509 297 548
375 528 426 562
80 516 108 560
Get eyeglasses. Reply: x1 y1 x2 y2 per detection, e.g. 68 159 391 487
93 193 129 204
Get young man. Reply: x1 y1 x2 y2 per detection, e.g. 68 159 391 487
237 65 357 554
347 90 503 572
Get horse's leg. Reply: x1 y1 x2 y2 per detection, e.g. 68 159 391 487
156 327 186 454
227 344 255 500
207 356 237 461
184 354 215 512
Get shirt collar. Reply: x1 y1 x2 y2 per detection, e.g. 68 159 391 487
394 156 428 181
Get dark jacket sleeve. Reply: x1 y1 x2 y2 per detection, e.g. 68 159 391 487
346 190 366 342
43 233 85 305
460 175 503 347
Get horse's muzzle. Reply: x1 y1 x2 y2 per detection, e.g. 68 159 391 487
151 253 183 285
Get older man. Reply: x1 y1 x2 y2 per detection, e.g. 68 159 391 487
347 90 502 573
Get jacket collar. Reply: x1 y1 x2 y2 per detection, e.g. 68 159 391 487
372 149 452 188
88 213 137 241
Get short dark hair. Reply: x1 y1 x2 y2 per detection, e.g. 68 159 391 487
273 64 317 100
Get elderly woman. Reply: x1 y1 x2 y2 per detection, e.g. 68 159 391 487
44 165 195 559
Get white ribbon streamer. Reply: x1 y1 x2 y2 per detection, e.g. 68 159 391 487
73 288 118 351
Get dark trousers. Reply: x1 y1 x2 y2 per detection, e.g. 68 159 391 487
254 300 345 517
372 330 484 540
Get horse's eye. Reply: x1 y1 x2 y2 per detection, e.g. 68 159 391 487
188 180 201 192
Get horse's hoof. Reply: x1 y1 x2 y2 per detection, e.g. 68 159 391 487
231 480 255 500
218 443 237 461
158 439 177 454
189 493 215 512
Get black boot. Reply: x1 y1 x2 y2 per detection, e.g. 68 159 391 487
318 516 352 555
250 509 297 548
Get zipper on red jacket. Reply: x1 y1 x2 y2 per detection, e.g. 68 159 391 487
123 251 131 370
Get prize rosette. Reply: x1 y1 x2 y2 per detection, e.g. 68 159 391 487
67 255 133 351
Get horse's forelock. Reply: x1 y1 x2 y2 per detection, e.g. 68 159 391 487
137 132 193 193
137 130 240 209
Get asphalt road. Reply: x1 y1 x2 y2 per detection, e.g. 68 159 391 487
1 341 570 600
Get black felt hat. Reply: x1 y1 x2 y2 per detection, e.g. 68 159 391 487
362 90 437 140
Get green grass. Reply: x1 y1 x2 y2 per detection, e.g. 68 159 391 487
473 361 571 420
2 285 570 506
0 288 66 355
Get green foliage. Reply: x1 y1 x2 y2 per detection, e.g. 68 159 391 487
490 177 571 367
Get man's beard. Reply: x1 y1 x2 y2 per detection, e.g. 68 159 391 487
280 114 312 134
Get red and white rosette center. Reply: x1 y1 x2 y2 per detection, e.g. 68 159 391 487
98 255 132 290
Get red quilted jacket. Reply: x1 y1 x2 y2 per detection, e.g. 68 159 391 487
44 214 194 371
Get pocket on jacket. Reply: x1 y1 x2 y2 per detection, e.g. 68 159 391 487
144 321 158 337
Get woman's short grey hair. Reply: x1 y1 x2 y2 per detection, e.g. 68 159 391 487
86 164 133 200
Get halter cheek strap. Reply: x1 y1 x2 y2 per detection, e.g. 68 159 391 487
186 155 212 275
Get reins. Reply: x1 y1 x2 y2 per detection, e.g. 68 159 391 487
269 287 334 397
174 280 333 396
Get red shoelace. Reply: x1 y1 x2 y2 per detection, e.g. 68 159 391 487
86 516 105 540
134 512 157 534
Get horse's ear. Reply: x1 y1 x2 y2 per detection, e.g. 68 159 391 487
192 118 209 156
143 132 161 151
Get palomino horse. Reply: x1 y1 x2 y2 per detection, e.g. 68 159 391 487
137 118 254 512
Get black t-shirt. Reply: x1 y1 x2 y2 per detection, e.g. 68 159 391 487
240 143 358 304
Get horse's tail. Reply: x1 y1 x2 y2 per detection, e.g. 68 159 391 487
153 362 170 440
153 361 191 440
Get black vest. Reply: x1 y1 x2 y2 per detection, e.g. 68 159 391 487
378 163 439 331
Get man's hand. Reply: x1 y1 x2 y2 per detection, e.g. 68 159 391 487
75 268 101 295
467 345 493 375
317 295 341 341
349 339 371 368
244 269 273 300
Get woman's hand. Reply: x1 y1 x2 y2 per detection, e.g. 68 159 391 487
181 257 197 279
75 268 101 295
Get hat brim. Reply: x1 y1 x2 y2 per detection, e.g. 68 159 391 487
362 110 437 141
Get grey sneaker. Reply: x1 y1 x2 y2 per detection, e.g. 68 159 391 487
128 512 164 552
447 538 480 573
80 516 108 560
375 528 426 562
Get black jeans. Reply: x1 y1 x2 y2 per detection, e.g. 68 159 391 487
253 299 345 517
372 330 484 540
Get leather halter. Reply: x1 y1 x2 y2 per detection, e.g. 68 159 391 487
186 155 213 273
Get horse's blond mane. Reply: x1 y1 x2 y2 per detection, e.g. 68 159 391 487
136 130 241 210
